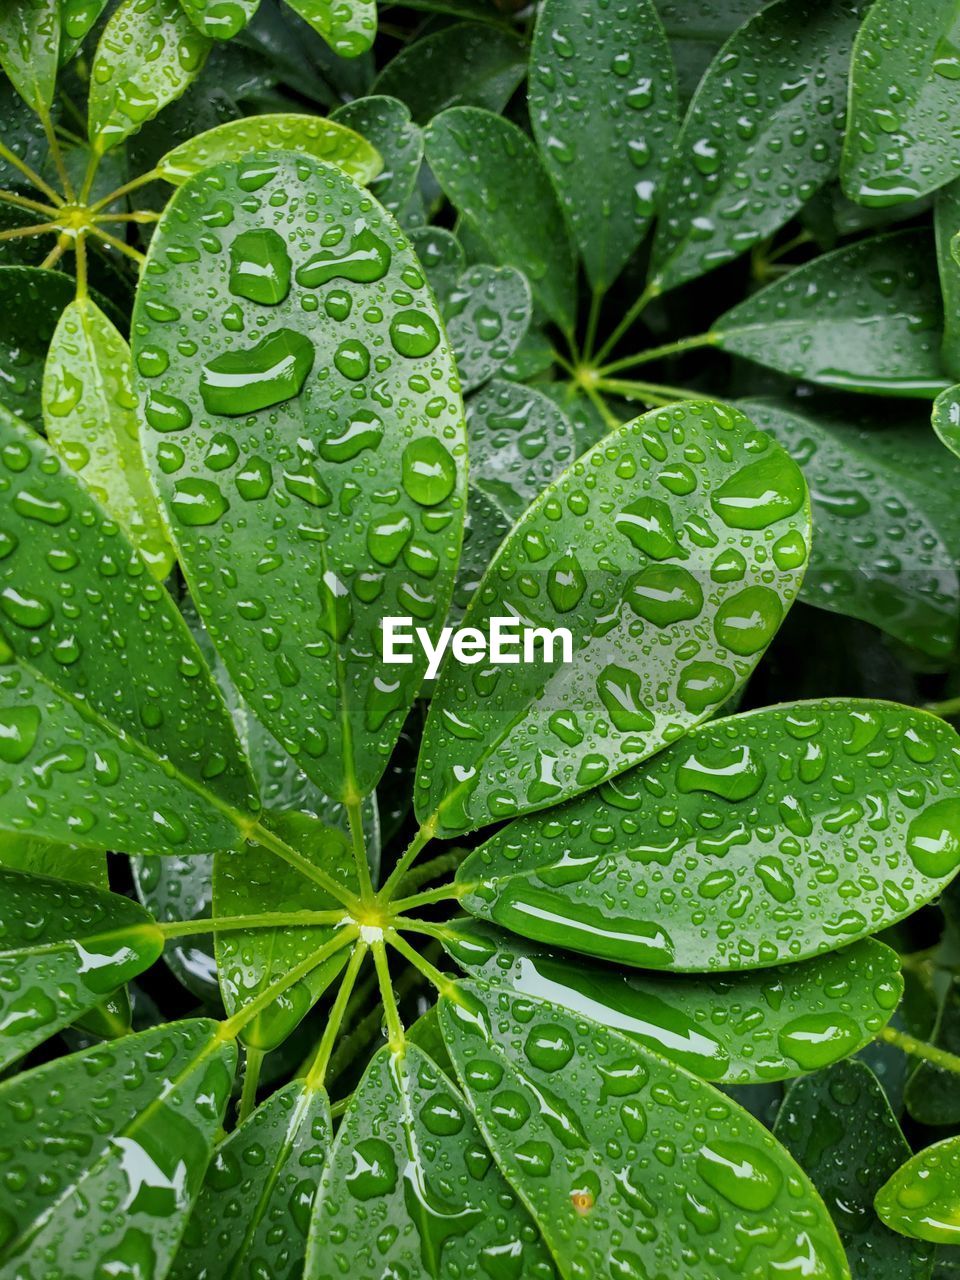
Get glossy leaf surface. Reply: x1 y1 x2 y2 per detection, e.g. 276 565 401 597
416 400 810 836
133 153 466 802
904 977 960 1126
445 264 531 392
935 179 960 378
0 266 74 425
282 0 376 57
179 0 259 40
713 230 948 396
60 0 109 61
0 405 256 854
331 95 423 217
459 699 960 970
0 0 59 112
133 853 219 1003
876 1136 960 1245
530 0 677 291
440 980 850 1279
0 828 107 888
425 106 577 332
306 1041 557 1279
933 383 960 459
0 1019 236 1274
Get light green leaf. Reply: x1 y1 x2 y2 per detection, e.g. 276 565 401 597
0 267 74 426
42 297 175 581
425 106 578 332
457 698 960 970
132 152 466 802
88 0 211 154
439 980 851 1279
331 95 423 215
179 0 259 40
0 828 107 887
842 0 960 206
445 263 531 392
650 0 862 293
282 0 376 57
415 399 810 836
442 918 902 1085
172 1078 332 1280
61 0 109 61
876 1137 960 1244
305 1041 557 1279
712 230 948 397
0 0 59 112
0 1019 236 1273
936 178 960 379
933 383 960 458
0 405 257 854
157 113 382 185
530 0 677 292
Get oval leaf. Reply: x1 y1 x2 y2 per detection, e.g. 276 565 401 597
445 263 532 392
132 852 219 1003
179 0 259 40
933 382 960 458
331 95 423 216
903 976 960 1126
0 266 74 425
282 0 376 57
876 1136 960 1245
936 178 960 378
0 0 59 112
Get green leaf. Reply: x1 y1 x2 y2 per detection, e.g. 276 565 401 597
529 0 677 292
179 0 260 40
876 1136 960 1245
156 113 382 185
0 867 162 1068
132 852 219 1003
0 266 74 426
132 152 466 802
904 977 960 1126
0 0 59 113
442 918 903 1084
0 1018 236 1273
60 0 109 61
466 378 577 522
282 0 376 57
501 325 556 382
42 296 175 581
742 399 960 658
457 698 960 970
439 979 851 1279
0 828 107 888
374 21 526 124
449 486 511 623
214 812 357 1049
409 226 466 307
650 0 862 294
933 383 960 458
305 1041 557 1279
88 0 212 154
842 0 960 207
775 1059 934 1279
415 400 810 836
425 106 578 332
937 179 960 379
0 405 257 854
331 95 423 216
445 263 532 392
712 230 948 397
172 1078 332 1280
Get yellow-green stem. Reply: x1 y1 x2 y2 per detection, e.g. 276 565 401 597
594 281 659 365
388 930 452 995
0 140 62 205
238 1046 264 1124
372 938 404 1050
37 103 74 201
596 376 690 407
379 818 436 902
879 1024 960 1074
598 331 714 376
88 168 161 213
88 224 145 264
252 820 362 913
305 941 368 1088
0 188 58 217
390 881 467 913
927 696 960 719
157 909 349 939
346 793 375 902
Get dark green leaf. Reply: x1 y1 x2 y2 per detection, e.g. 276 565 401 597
936 179 960 379
445 263 531 392
458 699 960 970
409 226 466 308
331 95 423 216
132 853 220 1003
0 828 107 888
876 1137 960 1245
282 0 376 57
0 266 74 425
0 0 59 112
449 486 510 623
904 977 960 1126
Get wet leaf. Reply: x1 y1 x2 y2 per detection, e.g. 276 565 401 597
331 95 423 216
651 0 862 293
775 1060 934 1279
0 1019 236 1274
132 852 220 1004
442 918 903 1085
425 106 578 333
904 978 960 1126
416 400 810 836
0 266 74 426
179 0 260 41
0 404 257 854
449 486 511 624
656 0 769 106
876 1136 960 1245
458 699 960 970
445 263 532 392
843 0 960 207
933 383 960 458
0 0 59 112
409 227 466 308
306 1041 557 1279
937 179 960 380
282 0 376 58
439 979 850 1279
132 152 466 803
60 0 110 61
530 0 678 292
0 828 107 888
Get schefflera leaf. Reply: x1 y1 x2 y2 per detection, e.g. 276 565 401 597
283 0 376 58
442 919 903 1085
0 868 162 1069
306 1042 557 1280
875 1136 960 1245
132 152 466 803
0 1019 236 1276
458 699 960 972
172 1078 332 1280
178 0 259 40
416 399 811 837
439 980 851 1280
529 0 678 293
0 266 75 425
0 405 257 855
0 0 59 113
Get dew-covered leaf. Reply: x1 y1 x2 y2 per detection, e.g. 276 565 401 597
655 0 769 106
445 263 531 392
425 106 578 333
416 400 810 837
842 0 960 207
282 0 376 57
712 230 948 397
448 486 510 625
650 0 862 294
132 152 466 803
331 95 423 216
0 1018 235 1274
0 868 162 1069
530 0 677 292
179 0 259 40
775 1060 934 1279
60 0 109 60
933 383 960 459
157 113 382 185
0 405 257 854
0 0 59 112
305 1041 557 1279
904 977 960 1126
0 828 107 888
0 266 74 426
88 0 212 154
409 226 465 308
132 853 219 1003
937 179 960 379
742 399 960 658
458 699 960 971
42 296 175 581
172 1078 331 1280
442 918 902 1085
439 979 850 1279
876 1137 960 1245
